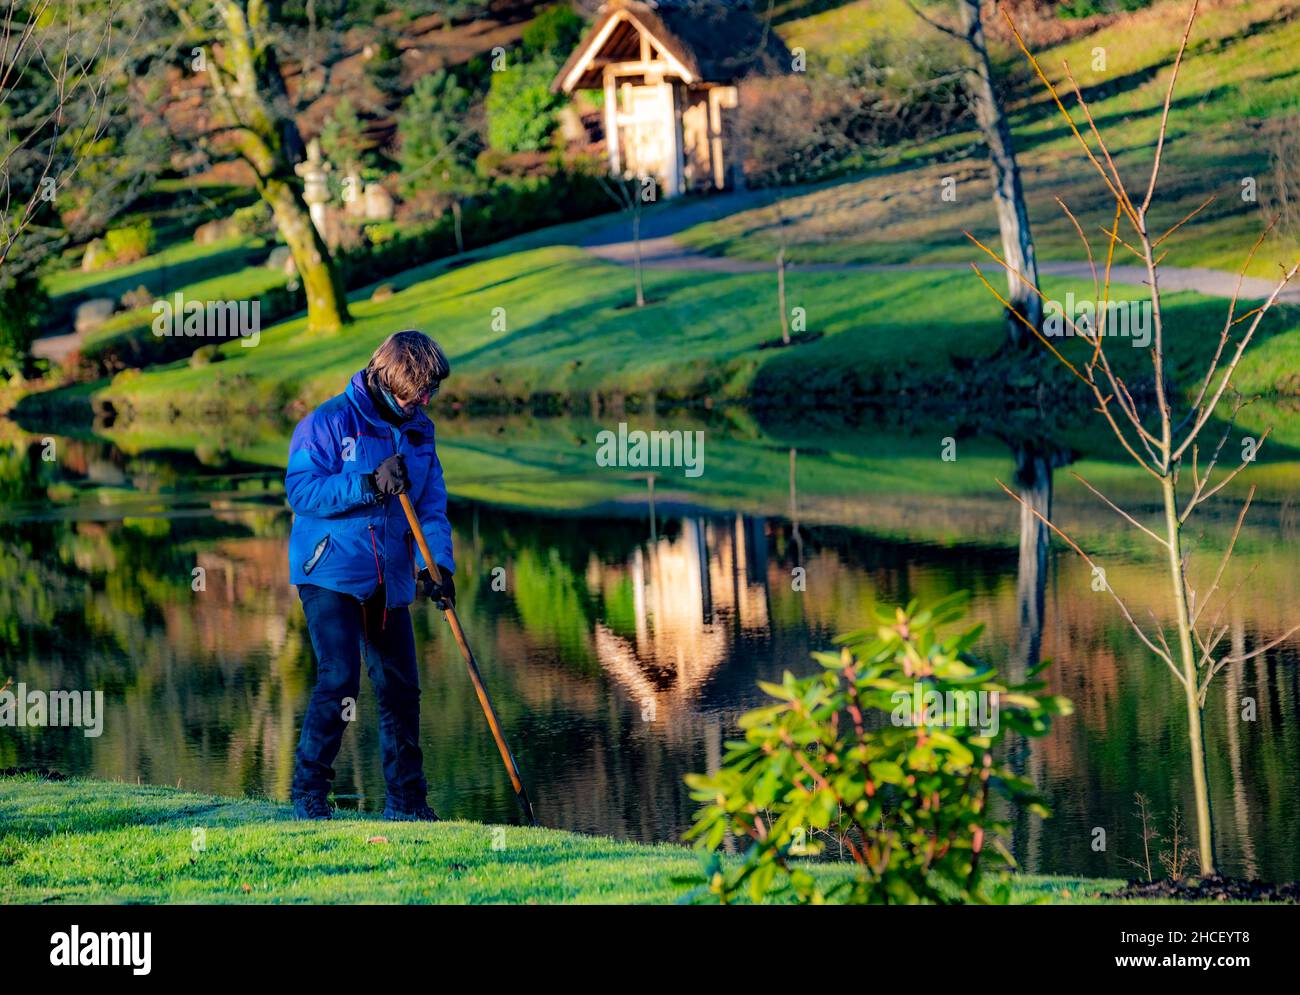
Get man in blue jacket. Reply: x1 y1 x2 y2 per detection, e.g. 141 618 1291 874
285 330 455 821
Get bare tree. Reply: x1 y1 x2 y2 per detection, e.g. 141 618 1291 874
1121 792 1160 883
979 1 1299 877
1265 114 1300 241
597 173 652 308
0 1 146 373
1159 807 1191 881
908 0 1042 346
736 76 843 346
0 0 138 273
165 0 350 333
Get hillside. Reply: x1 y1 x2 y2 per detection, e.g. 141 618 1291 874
21 0 1300 428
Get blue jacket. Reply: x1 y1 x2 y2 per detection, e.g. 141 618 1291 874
286 369 454 607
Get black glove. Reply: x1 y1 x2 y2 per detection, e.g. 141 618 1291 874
418 566 456 609
370 454 409 496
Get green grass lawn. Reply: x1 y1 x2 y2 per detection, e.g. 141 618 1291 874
45 234 277 306
94 244 1024 414
82 259 288 351
0 775 1132 904
86 234 1300 425
38 231 289 371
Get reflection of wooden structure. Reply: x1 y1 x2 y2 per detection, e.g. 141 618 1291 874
591 516 772 724
552 0 789 196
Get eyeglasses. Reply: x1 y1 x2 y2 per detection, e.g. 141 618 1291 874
398 381 441 411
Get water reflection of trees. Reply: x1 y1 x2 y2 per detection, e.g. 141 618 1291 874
995 437 1300 882
2 432 1297 877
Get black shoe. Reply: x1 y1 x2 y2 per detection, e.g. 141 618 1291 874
292 793 332 820
383 800 440 822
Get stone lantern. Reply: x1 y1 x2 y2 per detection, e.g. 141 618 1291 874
295 138 331 238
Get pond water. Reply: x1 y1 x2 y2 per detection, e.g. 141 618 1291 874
1 417 1297 882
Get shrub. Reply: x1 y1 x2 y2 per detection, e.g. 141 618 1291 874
103 220 154 265
189 344 225 367
320 96 370 176
521 3 585 59
684 593 1072 904
79 238 113 272
1058 0 1151 17
0 267 46 377
119 285 155 310
739 34 971 186
363 30 403 100
486 55 564 154
231 200 274 238
337 168 609 287
275 0 389 27
397 70 479 201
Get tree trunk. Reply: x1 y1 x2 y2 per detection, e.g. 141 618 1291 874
632 208 645 308
1013 442 1053 681
958 0 1042 347
1007 440 1054 870
1162 473 1217 876
204 0 351 335
452 199 464 255
788 447 803 565
777 245 790 345
261 175 349 334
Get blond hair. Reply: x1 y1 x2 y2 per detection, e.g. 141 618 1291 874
366 330 451 399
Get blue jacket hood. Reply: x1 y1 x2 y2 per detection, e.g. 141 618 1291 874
345 368 434 436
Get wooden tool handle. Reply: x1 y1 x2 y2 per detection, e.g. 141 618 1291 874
396 492 537 825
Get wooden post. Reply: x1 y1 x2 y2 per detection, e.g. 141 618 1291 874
663 79 682 196
604 68 620 175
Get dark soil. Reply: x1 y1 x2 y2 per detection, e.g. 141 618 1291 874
1111 876 1300 903
0 767 67 780
613 296 666 310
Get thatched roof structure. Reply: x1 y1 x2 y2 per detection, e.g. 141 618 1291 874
553 0 790 93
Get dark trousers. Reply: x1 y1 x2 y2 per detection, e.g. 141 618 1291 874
292 583 428 808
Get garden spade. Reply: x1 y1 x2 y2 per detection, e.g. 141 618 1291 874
398 492 538 827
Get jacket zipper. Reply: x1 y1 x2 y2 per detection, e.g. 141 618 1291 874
367 523 387 632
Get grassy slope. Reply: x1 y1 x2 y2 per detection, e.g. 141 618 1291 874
47 234 284 318
687 0 1300 277
42 232 289 367
25 0 1300 427
89 233 1300 426
0 776 1128 904
96 245 1031 414
86 262 286 351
